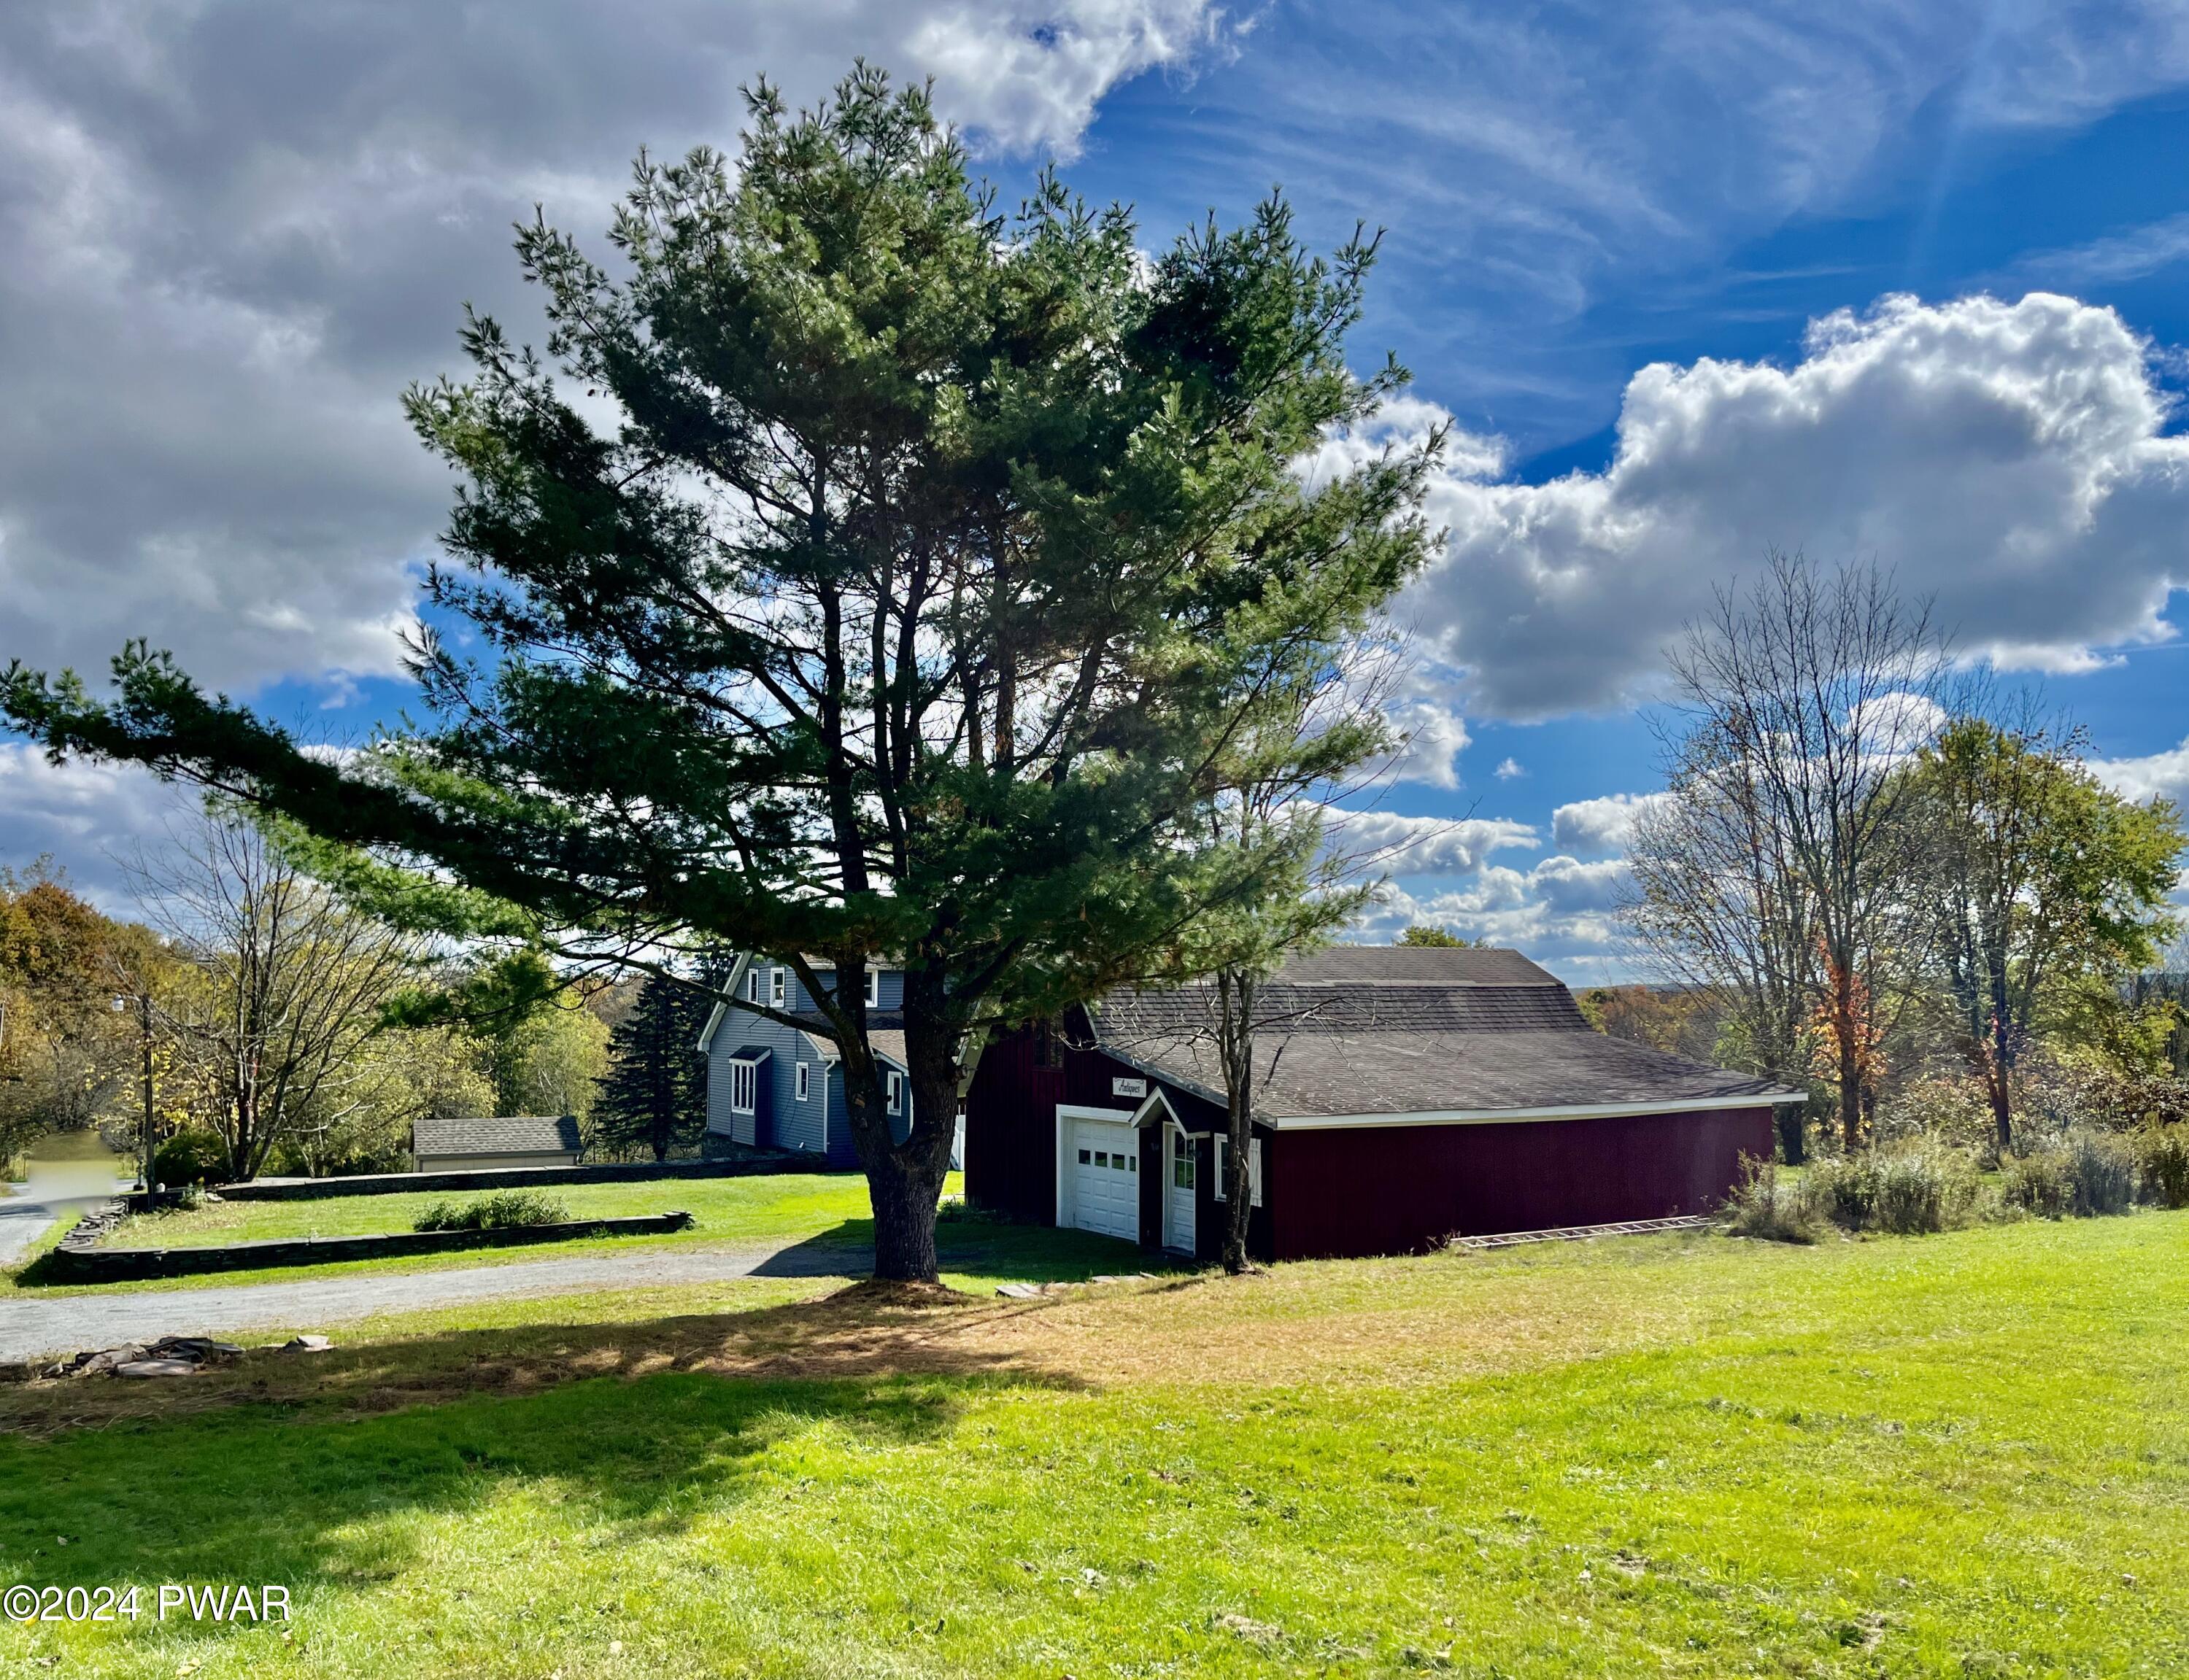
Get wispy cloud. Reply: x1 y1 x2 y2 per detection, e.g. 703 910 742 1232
2009 212 2189 286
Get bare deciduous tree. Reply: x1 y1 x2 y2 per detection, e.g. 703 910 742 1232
128 811 425 1181
1626 751 1818 1161
1629 554 1951 1153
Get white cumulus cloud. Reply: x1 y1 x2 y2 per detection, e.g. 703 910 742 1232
1391 292 2189 720
1326 810 1537 877
0 746 198 910
0 1 1229 697
2091 735 2189 808
1551 791 1670 857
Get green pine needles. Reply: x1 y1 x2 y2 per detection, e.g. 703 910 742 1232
1 64 1440 1278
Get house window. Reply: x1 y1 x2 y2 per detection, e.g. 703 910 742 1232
795 1061 810 1102
728 1058 757 1115
1213 1137 1263 1207
746 967 762 1004
865 968 880 1007
771 967 787 1007
1173 1149 1196 1191
886 1070 904 1115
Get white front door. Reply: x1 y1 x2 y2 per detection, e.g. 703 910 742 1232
1068 1116 1140 1241
1164 1127 1197 1255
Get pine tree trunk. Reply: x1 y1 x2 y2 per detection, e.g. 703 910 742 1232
867 1152 941 1282
849 1051 954 1285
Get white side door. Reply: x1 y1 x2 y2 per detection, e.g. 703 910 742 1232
1163 1126 1197 1255
1067 1116 1140 1240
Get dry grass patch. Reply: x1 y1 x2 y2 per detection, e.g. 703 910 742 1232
0 1230 1853 1435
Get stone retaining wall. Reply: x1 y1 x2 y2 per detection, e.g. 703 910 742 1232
44 1208 695 1284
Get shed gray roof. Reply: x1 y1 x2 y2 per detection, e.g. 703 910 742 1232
1089 946 1800 1120
412 1114 582 1158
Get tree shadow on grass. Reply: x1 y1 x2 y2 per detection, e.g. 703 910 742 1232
749 1215 1159 1284
0 1369 1027 1630
0 1287 1091 1644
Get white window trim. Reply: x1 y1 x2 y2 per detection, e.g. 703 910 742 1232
745 969 760 1003
771 967 787 1007
886 1070 904 1115
795 1061 810 1102
728 1058 758 1117
865 968 880 1007
1213 1136 1263 1207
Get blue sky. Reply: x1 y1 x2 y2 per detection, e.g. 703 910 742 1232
1 1 2185 978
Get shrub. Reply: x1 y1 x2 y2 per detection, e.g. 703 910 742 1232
1800 1142 1990 1236
1870 1144 1985 1234
1875 1074 1999 1160
414 1191 569 1233
2132 1126 2189 1209
154 1129 230 1188
2004 1129 2139 1220
1721 1156 1825 1244
2001 1149 2072 1220
936 1196 1012 1226
2061 1129 2138 1217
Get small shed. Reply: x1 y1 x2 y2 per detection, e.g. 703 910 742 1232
411 1114 583 1173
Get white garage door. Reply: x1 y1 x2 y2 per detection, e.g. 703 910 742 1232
1068 1116 1140 1241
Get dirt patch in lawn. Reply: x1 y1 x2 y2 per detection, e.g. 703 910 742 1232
0 1238 1780 1436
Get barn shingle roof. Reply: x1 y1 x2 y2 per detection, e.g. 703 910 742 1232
1089 947 1800 1120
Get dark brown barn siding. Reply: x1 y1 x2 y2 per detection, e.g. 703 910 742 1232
1266 1105 1774 1260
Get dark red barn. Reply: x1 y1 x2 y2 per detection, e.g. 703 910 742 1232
963 946 1802 1262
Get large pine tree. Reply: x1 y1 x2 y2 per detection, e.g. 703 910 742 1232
590 977 707 1162
4 66 1439 1280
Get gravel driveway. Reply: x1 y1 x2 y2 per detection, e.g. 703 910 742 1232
0 1179 131 1269
1 1239 866 1364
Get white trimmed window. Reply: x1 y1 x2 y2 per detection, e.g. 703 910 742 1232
728 1058 758 1115
745 967 762 1004
886 1070 904 1115
795 1061 810 1102
866 968 880 1006
771 967 787 1007
1213 1137 1263 1207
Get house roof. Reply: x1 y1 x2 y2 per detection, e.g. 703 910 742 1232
1260 946 1566 987
1088 946 1802 1123
695 994 908 1073
412 1114 582 1158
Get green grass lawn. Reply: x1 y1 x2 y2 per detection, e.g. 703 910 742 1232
99 1172 892 1247
1 1211 2185 1676
5 1172 1162 1298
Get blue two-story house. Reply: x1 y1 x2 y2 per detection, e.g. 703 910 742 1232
698 953 957 1169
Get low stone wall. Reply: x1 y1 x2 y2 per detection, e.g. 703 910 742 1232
188 1150 816 1207
45 1208 695 1285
